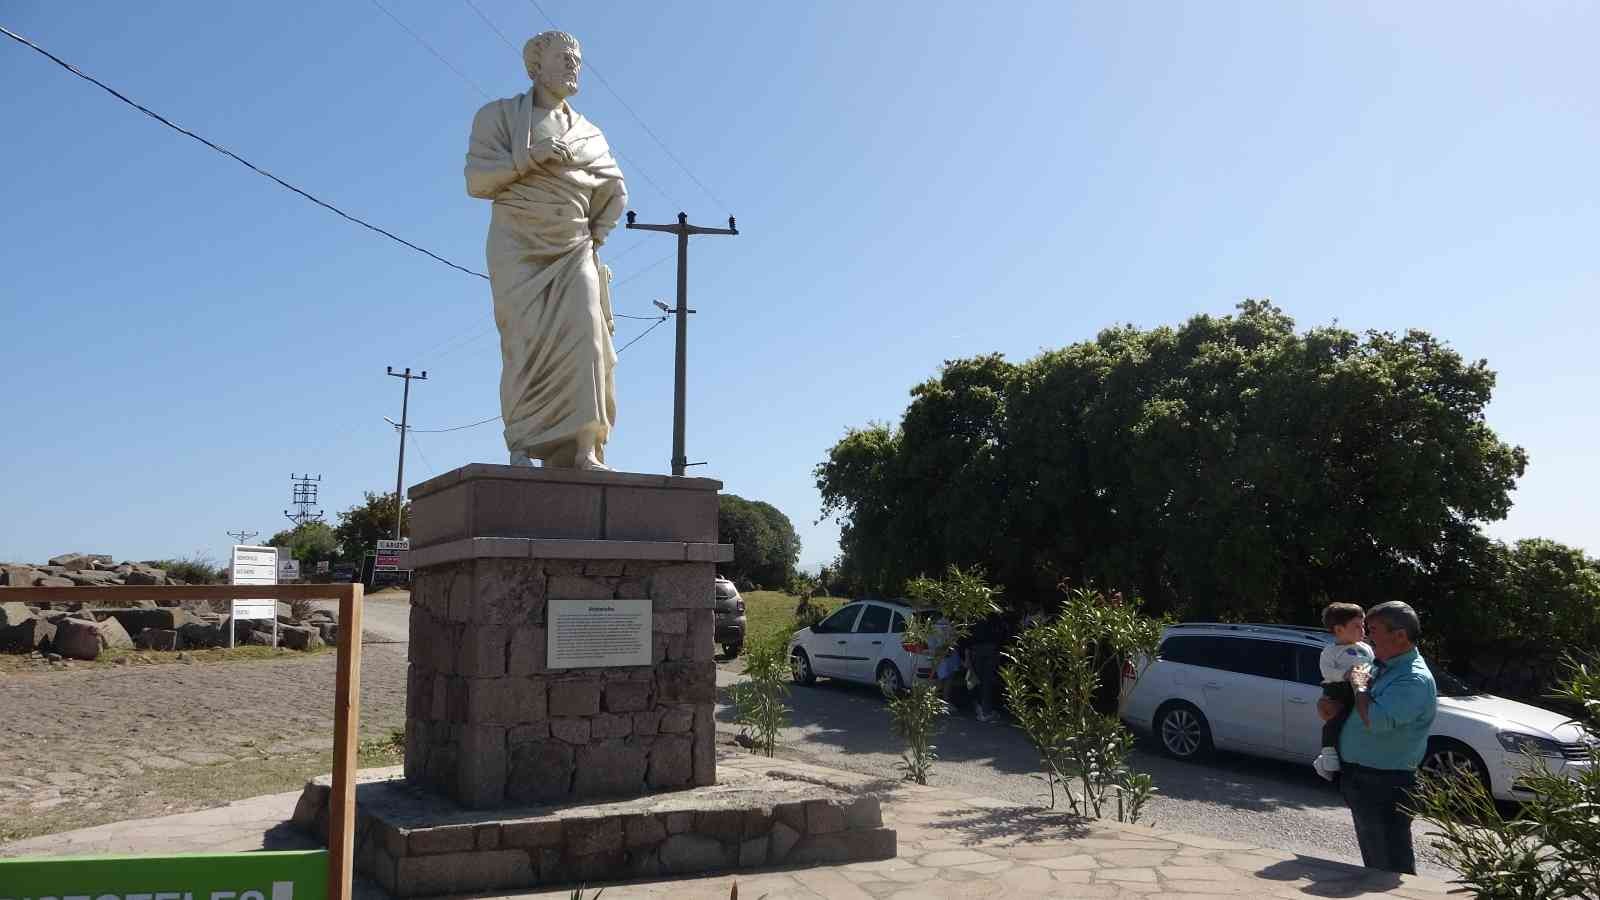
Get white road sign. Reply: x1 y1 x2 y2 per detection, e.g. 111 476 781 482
230 546 279 645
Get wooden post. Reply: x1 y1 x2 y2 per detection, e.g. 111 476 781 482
327 582 363 900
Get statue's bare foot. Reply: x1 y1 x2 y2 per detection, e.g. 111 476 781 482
575 450 611 472
509 449 535 467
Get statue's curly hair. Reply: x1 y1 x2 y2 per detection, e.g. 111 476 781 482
523 30 580 81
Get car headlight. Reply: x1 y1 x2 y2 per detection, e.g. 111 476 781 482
1497 731 1566 758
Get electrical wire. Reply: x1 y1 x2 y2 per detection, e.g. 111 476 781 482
526 0 728 211
615 315 670 354
371 0 491 99
0 23 490 281
613 252 675 289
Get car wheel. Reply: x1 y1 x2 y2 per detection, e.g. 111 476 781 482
1421 739 1492 793
1155 702 1213 761
877 661 907 700
790 648 816 686
722 641 743 659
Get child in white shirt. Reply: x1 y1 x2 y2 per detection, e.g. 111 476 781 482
1314 602 1375 781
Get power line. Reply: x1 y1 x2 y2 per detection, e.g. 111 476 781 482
461 0 519 51
404 413 504 434
613 252 676 289
526 0 728 210
374 0 490 100
0 24 490 282
616 314 670 354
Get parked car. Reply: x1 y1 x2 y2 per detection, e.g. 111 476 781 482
713 576 746 657
787 598 935 699
1119 623 1598 801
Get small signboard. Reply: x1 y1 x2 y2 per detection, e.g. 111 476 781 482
230 545 279 647
0 849 328 900
280 557 301 581
548 597 652 668
316 560 331 574
376 538 410 551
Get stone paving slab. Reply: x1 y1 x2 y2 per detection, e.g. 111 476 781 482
1 751 1459 899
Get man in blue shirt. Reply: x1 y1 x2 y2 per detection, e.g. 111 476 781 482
1318 601 1437 875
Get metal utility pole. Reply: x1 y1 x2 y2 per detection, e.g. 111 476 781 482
283 473 324 527
623 211 738 476
226 529 259 545
386 366 427 539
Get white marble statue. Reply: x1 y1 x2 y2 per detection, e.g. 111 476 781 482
465 31 627 471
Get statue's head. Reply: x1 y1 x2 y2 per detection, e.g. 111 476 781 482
524 30 581 100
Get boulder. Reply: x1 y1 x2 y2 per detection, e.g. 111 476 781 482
245 629 277 647
124 567 167 586
178 619 228 649
36 576 74 588
134 628 181 651
0 616 55 653
1 601 34 629
48 553 94 569
316 622 338 644
280 625 324 651
102 607 197 636
53 617 102 660
67 570 120 586
97 617 134 651
1 565 42 587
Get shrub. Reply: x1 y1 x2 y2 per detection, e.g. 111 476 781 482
730 629 791 757
146 552 222 585
888 565 1001 784
1001 587 1166 822
1410 657 1600 898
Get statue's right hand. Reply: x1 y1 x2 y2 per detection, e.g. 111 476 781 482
527 136 571 167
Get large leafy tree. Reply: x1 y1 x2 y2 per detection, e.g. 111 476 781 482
817 301 1529 629
333 492 410 562
717 494 800 588
266 521 338 565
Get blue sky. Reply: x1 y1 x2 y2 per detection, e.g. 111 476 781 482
2 2 1595 571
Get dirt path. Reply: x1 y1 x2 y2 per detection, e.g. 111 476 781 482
0 643 408 844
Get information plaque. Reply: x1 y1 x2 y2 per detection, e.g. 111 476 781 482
547 597 652 668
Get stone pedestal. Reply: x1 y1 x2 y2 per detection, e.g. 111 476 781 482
403 465 732 809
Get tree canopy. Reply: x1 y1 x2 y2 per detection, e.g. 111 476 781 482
333 491 409 562
717 494 800 589
266 521 338 565
817 301 1531 630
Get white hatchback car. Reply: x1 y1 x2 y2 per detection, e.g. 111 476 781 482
788 599 933 699
1119 623 1597 801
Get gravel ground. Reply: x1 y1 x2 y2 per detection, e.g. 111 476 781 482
713 667 1457 880
0 604 410 844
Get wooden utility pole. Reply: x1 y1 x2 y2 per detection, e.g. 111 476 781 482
386 366 426 538
623 211 738 476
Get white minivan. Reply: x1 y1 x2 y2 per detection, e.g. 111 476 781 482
787 599 933 699
1119 623 1597 802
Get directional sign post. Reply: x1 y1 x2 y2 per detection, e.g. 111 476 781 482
230 544 279 649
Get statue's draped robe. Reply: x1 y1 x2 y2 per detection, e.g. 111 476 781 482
465 93 627 464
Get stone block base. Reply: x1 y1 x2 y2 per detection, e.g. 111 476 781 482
291 760 895 897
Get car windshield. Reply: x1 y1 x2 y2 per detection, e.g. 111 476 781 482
1434 668 1476 698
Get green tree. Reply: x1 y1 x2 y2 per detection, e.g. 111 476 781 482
267 521 339 566
817 301 1528 630
333 492 410 562
716 494 800 588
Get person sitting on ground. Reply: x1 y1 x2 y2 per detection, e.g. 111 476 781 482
1314 602 1376 780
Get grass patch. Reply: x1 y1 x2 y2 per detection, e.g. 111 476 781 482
0 644 336 674
741 591 843 644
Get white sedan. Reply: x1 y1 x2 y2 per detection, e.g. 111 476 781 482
788 599 933 699
1119 623 1597 801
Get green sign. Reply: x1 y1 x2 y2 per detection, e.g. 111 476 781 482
0 850 327 900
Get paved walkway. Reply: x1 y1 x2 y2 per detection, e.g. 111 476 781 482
2 753 1458 899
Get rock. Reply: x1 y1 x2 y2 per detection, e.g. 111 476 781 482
768 821 801 863
178 619 227 648
36 576 75 588
48 553 94 569
316 622 338 644
0 616 55 653
97 617 134 650
1 601 34 629
102 608 197 636
657 834 727 875
245 630 276 647
67 570 119 586
53 617 102 660
134 628 181 651
123 567 166 586
1 565 42 587
280 625 324 651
